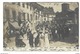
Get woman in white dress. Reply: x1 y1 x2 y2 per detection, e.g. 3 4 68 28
39 32 45 49
44 30 50 49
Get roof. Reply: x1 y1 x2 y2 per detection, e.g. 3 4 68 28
43 7 54 14
9 22 20 29
31 2 44 11
62 3 69 5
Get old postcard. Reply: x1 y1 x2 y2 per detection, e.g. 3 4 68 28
3 2 79 51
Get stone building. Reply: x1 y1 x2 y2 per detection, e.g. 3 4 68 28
55 3 79 38
3 2 54 30
3 2 55 48
43 7 55 22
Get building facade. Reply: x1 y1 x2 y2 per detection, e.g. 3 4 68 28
3 2 55 35
55 3 79 37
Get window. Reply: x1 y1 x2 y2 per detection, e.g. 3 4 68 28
27 13 29 21
4 9 9 22
20 13 25 21
30 6 31 10
18 12 21 26
12 10 16 21
22 3 25 8
26 3 28 9
30 4 32 10
23 13 25 20
36 15 37 20
18 12 21 20
30 14 32 21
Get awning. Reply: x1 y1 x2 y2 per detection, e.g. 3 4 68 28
9 22 20 29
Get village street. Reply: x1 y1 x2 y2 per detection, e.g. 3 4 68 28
4 35 79 51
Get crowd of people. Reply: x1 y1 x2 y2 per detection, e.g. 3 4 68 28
14 21 51 49
16 20 73 48
4 20 75 49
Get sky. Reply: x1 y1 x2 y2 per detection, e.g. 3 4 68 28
38 2 79 12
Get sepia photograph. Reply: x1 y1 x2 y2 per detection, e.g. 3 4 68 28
3 2 79 51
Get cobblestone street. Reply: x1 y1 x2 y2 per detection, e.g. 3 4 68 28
3 36 79 51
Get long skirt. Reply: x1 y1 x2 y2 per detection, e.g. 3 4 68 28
44 34 50 49
40 38 44 48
